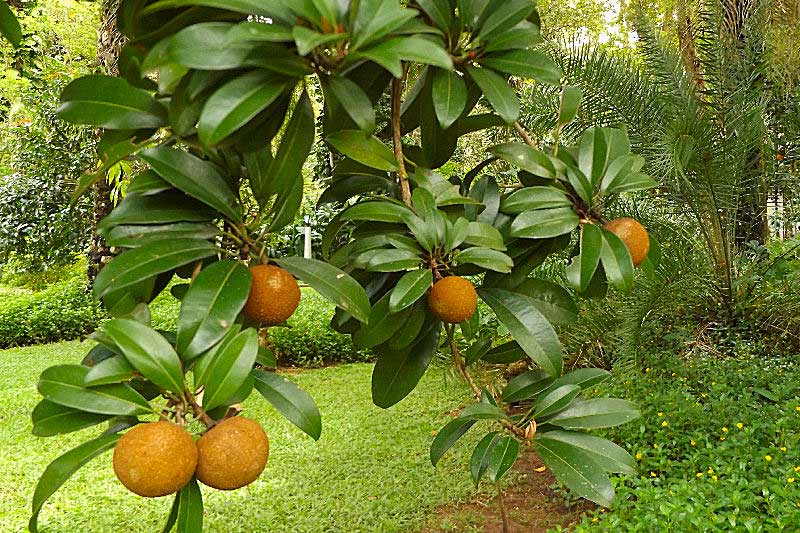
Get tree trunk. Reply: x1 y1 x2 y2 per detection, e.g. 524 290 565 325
88 0 125 282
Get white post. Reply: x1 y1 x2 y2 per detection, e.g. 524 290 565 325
303 226 312 258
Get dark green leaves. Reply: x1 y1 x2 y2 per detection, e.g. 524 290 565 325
31 401 110 437
198 71 289 146
487 435 520 482
534 435 614 507
140 147 241 222
431 69 467 129
325 76 375 132
430 418 476 466
510 207 580 239
478 289 563 377
481 50 561 85
546 398 640 429
557 86 582 129
177 260 251 359
456 247 513 273
93 239 218 299
174 478 203 533
253 370 322 440
37 365 152 416
29 434 121 533
275 257 370 323
101 319 185 393
600 229 635 292
466 66 519 124
372 319 441 408
538 431 636 475
58 75 167 129
502 370 553 402
327 131 398 171
566 224 602 293
202 328 259 411
354 36 453 78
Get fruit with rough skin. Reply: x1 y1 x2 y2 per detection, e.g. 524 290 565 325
428 276 477 324
195 417 269 490
242 264 301 325
112 421 197 497
603 217 650 267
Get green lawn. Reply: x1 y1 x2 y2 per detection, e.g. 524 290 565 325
0 341 480 532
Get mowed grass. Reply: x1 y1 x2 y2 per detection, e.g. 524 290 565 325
0 341 481 532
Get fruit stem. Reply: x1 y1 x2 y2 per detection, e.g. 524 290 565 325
391 66 413 208
186 392 215 429
445 324 481 399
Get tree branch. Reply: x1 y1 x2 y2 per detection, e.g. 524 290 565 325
391 69 413 207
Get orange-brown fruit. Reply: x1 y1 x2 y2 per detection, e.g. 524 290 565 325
242 264 301 325
195 417 269 490
603 217 650 267
112 421 197 497
428 276 478 324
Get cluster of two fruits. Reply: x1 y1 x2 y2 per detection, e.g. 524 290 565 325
113 265 297 498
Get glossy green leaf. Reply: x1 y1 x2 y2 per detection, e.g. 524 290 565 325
83 355 137 386
416 0 452 31
431 68 467 129
227 21 293 43
487 435 520 482
325 76 375 132
484 21 541 52
464 221 506 251
198 70 288 146
501 187 571 214
175 478 203 533
463 337 492 366
341 201 411 223
101 319 184 393
538 431 636 475
546 398 640 429
355 36 453 78
177 260 251 359
477 288 563 377
541 368 611 395
0 3 21 47
265 90 315 207
31 401 110 437
140 147 241 222
365 249 422 272
58 75 166 129
202 328 259 411
478 0 534 42
481 49 561 85
483 341 527 364
489 143 558 178
350 0 417 50
510 207 579 239
465 66 519 124
96 192 216 232
430 418 476 466
253 370 322 440
389 269 433 313
456 247 513 273
144 0 294 21
534 384 581 419
565 223 603 292
372 318 441 408
37 365 152 416
388 302 427 350
459 402 507 420
502 370 553 402
93 239 218 299
29 434 120 533
534 436 614 507
275 257 371 323
353 292 410 348
293 25 346 55
600 229 635 292
557 85 582 128
327 130 398 171
105 222 220 249
471 432 501 487
511 278 578 325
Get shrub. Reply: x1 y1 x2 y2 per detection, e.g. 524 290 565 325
0 258 86 291
0 279 102 347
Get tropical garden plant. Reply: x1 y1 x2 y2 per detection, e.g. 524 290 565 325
16 1 665 531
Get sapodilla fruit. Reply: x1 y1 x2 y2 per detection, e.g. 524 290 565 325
242 264 301 325
195 417 269 490
112 421 197 497
603 217 650 267
428 276 477 324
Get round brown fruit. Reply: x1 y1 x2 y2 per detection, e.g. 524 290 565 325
428 276 478 324
195 417 269 490
112 421 197 497
603 217 650 267
242 264 301 325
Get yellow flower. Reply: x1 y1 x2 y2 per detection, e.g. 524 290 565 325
711 381 716 385
781 446 787 452
662 421 669 427
708 467 714 474
696 472 704 478
650 471 657 477
796 406 800 411
645 368 650 373
794 466 800 473
765 455 773 462
690 439 697 446
653 443 659 449
592 517 599 523
636 453 643 460
789 478 796 483
671 372 676 376
712 475 718 481
658 412 664 417
722 427 728 433
736 423 743 429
